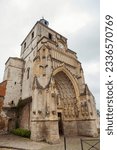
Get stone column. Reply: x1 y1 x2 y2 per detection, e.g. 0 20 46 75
31 76 60 143
31 77 45 141
45 120 60 144
44 78 60 144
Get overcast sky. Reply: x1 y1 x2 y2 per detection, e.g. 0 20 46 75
0 0 100 109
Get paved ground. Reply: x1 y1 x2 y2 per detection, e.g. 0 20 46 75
0 134 100 150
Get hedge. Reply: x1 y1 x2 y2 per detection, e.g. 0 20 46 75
11 128 31 138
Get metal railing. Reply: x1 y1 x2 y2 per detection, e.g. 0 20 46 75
80 138 100 150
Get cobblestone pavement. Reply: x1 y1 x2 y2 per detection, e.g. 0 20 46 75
0 134 100 150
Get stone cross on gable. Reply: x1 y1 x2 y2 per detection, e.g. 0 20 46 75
39 64 48 76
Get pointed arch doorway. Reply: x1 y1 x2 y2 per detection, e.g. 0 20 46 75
53 67 79 136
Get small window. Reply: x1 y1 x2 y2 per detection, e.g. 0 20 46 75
24 42 26 49
32 31 34 39
27 68 30 79
48 33 52 40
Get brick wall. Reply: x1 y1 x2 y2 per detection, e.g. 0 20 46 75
0 81 7 132
0 80 7 97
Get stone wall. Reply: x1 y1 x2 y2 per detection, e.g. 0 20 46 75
18 103 31 130
0 116 5 131
21 54 33 100
45 121 59 144
3 107 17 132
63 120 78 136
3 58 24 107
77 120 98 137
31 121 45 142
31 120 60 144
2 19 99 143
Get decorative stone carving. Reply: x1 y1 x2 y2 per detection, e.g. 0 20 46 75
52 111 56 115
33 111 36 115
81 101 89 116
39 64 48 76
64 104 68 118
46 110 50 116
38 110 42 114
74 101 79 118
33 45 53 88
88 99 93 116
71 104 75 117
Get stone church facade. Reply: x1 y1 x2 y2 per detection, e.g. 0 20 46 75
1 19 98 143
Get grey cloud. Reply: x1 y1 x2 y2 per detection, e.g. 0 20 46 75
68 19 100 62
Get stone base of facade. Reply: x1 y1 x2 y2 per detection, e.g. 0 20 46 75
63 120 78 136
31 119 98 143
77 120 98 137
45 121 60 144
31 120 60 144
31 121 45 142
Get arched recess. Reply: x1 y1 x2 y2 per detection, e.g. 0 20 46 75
52 65 80 100
52 65 80 119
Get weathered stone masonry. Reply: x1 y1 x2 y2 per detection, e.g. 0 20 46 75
1 19 98 143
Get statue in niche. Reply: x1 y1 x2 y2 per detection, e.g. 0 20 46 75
57 94 61 106
88 99 93 116
50 77 58 97
84 101 89 116
64 104 68 118
73 99 80 117
81 101 89 116
74 103 79 117
71 104 75 117
81 103 85 116
68 103 72 118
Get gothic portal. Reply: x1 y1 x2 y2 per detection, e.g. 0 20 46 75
1 19 98 143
